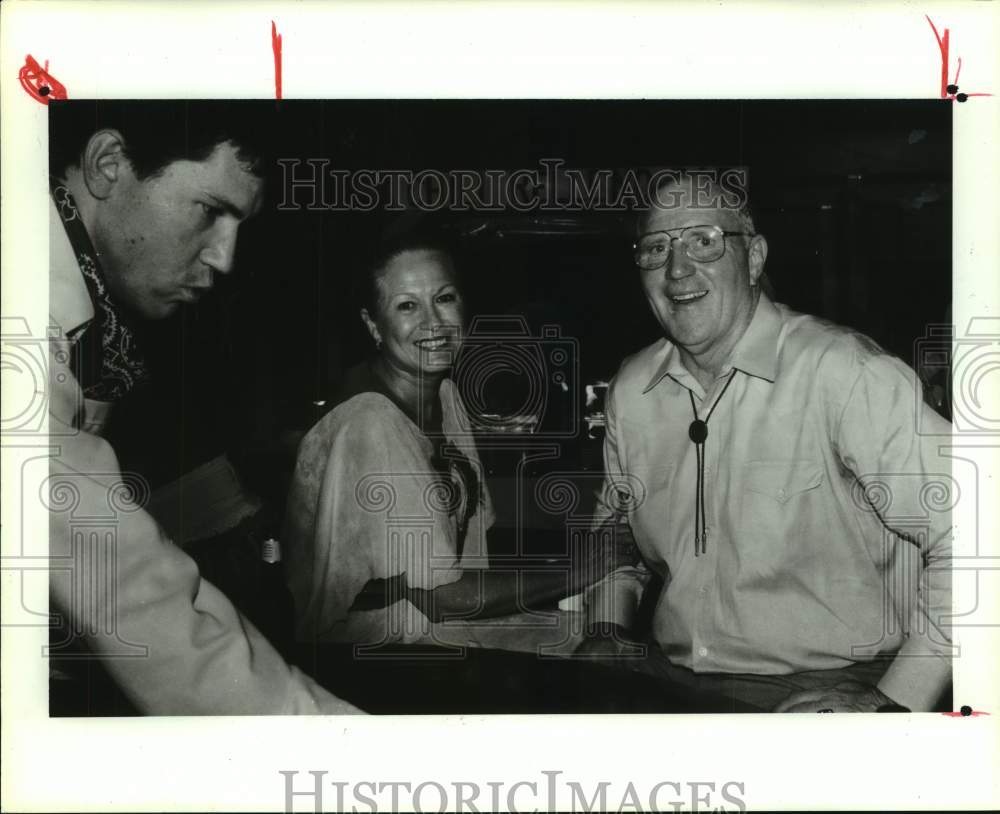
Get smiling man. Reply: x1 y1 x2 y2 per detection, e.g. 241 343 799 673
47 101 360 715
577 170 953 713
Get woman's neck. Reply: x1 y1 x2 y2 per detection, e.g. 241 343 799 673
371 355 445 429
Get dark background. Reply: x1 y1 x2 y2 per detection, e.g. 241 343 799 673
106 100 952 532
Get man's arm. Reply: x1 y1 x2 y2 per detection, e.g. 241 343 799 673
48 345 362 716
780 350 953 712
575 377 652 655
847 356 952 711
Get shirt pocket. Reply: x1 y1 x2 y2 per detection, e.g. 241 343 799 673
739 460 825 572
744 460 824 505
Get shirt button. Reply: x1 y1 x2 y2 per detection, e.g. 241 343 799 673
776 488 787 501
699 585 709 594
698 646 709 657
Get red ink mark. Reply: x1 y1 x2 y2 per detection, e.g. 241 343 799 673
271 21 283 100
926 15 949 98
925 16 991 102
18 55 68 105
941 710 990 717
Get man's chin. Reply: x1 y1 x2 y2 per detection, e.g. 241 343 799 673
138 300 182 321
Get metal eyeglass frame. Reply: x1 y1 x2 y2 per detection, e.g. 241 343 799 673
633 225 755 269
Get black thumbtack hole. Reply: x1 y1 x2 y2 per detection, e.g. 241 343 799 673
39 86 50 97
946 84 959 94
960 705 972 716
957 93 968 103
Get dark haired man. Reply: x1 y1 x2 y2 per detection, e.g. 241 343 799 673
49 101 269 429
48 101 361 714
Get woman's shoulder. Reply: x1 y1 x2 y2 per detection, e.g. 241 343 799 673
312 361 411 431
315 391 412 440
294 392 420 481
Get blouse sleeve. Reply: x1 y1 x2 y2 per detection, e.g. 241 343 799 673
285 396 467 642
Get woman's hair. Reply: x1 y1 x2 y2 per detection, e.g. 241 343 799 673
354 224 462 315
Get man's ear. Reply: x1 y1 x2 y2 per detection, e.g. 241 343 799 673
748 234 768 286
360 308 381 345
81 129 130 200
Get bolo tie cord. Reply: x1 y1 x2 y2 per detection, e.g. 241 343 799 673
687 369 738 556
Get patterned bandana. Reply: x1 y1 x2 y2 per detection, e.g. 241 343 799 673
51 182 149 402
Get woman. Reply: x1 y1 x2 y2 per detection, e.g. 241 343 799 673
284 233 626 645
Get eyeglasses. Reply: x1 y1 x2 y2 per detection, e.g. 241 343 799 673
633 225 755 270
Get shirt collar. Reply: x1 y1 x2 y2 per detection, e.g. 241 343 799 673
642 292 782 394
49 196 94 337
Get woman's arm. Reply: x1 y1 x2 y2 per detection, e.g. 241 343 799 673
350 528 638 623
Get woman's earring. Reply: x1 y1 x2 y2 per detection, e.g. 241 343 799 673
375 337 383 350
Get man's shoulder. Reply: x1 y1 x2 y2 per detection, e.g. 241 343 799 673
776 303 902 373
608 338 671 397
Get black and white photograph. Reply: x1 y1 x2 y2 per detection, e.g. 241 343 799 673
44 98 953 717
2 3 998 812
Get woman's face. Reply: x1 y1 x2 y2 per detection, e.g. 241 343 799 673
363 248 465 379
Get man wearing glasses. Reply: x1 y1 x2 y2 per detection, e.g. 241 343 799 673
578 171 952 713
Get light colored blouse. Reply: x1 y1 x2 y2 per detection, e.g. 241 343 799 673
284 378 494 644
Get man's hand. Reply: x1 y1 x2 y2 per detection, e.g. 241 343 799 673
569 530 640 594
773 680 897 713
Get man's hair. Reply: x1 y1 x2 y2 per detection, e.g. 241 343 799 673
355 220 462 315
641 168 757 236
49 100 275 180
640 168 774 297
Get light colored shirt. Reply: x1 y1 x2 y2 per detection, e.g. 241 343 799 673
48 204 361 715
589 294 952 711
285 381 495 644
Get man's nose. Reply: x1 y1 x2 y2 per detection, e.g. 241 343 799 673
665 242 695 280
200 222 239 277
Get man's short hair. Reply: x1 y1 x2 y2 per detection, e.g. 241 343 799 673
643 168 757 236
49 100 275 180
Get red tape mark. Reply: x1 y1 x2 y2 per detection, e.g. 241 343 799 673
925 16 992 101
272 21 283 100
19 55 68 105
941 710 990 717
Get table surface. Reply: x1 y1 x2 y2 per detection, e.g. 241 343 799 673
294 634 756 715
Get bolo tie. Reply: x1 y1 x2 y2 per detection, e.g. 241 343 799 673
687 369 738 556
